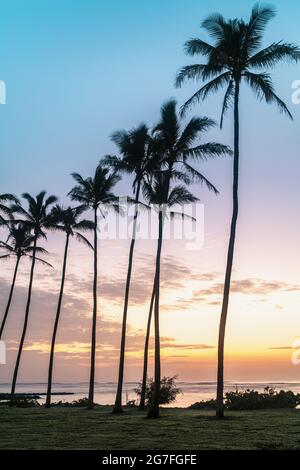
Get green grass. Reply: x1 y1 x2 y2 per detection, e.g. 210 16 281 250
1 406 300 449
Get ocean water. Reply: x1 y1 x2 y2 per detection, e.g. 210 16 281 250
1 381 300 407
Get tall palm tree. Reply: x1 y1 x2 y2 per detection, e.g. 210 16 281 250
45 205 94 408
69 161 120 409
175 3 300 418
104 124 158 414
143 172 198 418
142 100 229 418
0 193 19 226
9 192 57 406
139 277 155 410
0 224 51 340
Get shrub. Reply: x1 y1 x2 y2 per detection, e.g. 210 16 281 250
189 388 300 411
134 376 181 407
51 398 91 407
189 399 216 410
225 387 300 410
0 398 40 407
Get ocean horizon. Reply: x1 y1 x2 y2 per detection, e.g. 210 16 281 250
1 381 300 407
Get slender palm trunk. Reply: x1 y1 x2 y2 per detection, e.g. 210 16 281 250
10 238 37 406
88 207 98 409
147 210 164 419
45 233 70 408
216 79 240 419
0 256 21 340
113 183 141 413
139 277 156 410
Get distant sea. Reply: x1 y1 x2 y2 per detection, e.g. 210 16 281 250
1 381 300 407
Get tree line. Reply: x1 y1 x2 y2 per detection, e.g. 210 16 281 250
0 3 299 419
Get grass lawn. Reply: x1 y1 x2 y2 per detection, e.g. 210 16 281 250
1 406 300 450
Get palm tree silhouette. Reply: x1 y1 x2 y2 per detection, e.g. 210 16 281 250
69 161 120 409
175 3 300 418
104 124 159 413
45 205 94 408
143 172 198 419
139 275 156 411
142 100 228 418
0 193 19 226
9 192 57 406
0 224 51 340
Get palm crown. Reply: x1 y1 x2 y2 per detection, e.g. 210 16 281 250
0 224 49 264
104 124 158 193
0 193 19 225
11 191 58 239
143 171 198 209
176 3 300 124
152 100 230 193
49 205 94 249
69 162 121 212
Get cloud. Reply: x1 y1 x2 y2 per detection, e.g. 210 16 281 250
192 278 300 301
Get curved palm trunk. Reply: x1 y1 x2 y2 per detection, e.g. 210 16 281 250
88 207 98 410
147 210 164 419
0 256 21 340
139 277 156 410
216 79 240 419
10 238 37 406
113 182 141 413
45 233 70 408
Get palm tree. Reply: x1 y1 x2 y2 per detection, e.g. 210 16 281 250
139 277 155 410
69 161 120 409
175 3 300 418
45 205 94 408
141 100 229 418
9 192 57 406
104 124 159 414
0 224 51 340
143 172 198 418
0 193 19 226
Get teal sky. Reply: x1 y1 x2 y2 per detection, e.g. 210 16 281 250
1 0 299 198
1 1 300 383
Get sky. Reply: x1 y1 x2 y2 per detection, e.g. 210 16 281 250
1 0 300 385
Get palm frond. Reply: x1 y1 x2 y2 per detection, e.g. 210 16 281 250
75 232 94 250
33 257 54 268
184 38 215 56
168 185 198 206
248 3 276 37
183 142 232 161
244 71 293 119
182 163 219 194
180 72 231 116
248 41 300 69
201 13 227 41
74 220 95 232
175 64 225 88
177 117 216 150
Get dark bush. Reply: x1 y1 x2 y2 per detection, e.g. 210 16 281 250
0 398 40 407
225 387 300 410
189 388 300 411
189 399 217 410
51 398 91 407
134 376 181 407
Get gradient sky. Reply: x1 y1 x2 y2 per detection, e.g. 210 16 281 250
1 0 300 384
